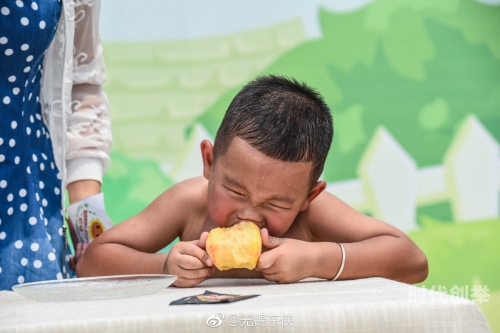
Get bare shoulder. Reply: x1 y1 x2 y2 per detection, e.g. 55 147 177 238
154 176 208 216
302 190 405 243
307 190 353 219
128 176 209 235
160 176 207 199
98 177 209 253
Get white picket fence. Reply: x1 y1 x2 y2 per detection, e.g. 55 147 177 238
327 114 500 231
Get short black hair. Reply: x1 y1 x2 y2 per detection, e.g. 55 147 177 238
213 74 333 187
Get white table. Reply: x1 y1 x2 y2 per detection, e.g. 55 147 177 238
0 277 492 333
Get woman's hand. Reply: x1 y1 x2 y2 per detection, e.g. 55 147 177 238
66 179 101 271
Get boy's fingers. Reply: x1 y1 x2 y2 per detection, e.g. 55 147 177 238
178 265 213 280
174 276 208 288
262 272 279 283
260 228 286 249
178 242 213 266
177 253 210 270
257 251 278 271
197 232 209 250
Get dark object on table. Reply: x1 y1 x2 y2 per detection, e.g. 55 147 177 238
170 290 259 305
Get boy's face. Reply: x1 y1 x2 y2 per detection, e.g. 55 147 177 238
201 137 325 237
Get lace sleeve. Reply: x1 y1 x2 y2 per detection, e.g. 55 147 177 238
66 0 112 184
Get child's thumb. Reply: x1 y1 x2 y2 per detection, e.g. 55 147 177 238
261 228 285 249
197 231 209 250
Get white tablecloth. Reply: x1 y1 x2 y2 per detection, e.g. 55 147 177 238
0 277 491 333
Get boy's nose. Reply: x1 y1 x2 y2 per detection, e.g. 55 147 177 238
236 206 263 224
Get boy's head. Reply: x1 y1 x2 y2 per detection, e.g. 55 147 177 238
201 75 333 236
212 75 333 188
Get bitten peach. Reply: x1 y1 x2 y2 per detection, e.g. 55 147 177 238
206 222 262 270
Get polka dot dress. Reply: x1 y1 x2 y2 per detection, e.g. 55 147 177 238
0 0 73 290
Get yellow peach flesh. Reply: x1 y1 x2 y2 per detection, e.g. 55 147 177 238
206 222 262 270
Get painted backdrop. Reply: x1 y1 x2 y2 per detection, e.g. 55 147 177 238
98 0 500 330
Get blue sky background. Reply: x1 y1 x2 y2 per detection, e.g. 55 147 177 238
100 0 375 41
100 0 499 41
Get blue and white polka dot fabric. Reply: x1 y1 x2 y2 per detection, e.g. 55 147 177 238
0 0 74 290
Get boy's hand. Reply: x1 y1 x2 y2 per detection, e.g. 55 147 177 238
164 232 214 287
256 228 318 283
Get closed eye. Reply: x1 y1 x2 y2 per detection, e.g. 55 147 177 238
268 203 290 210
225 186 244 196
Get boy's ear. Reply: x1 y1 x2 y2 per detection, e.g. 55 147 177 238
200 140 214 180
299 180 326 211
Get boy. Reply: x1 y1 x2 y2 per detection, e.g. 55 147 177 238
77 75 428 287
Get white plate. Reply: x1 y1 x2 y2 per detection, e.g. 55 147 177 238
12 274 177 302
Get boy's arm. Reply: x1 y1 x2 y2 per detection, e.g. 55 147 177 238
308 191 428 283
76 178 212 284
75 208 169 276
257 191 428 284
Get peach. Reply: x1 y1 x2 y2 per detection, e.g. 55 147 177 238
206 222 262 270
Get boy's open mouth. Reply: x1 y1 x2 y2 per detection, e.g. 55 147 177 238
232 220 262 230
